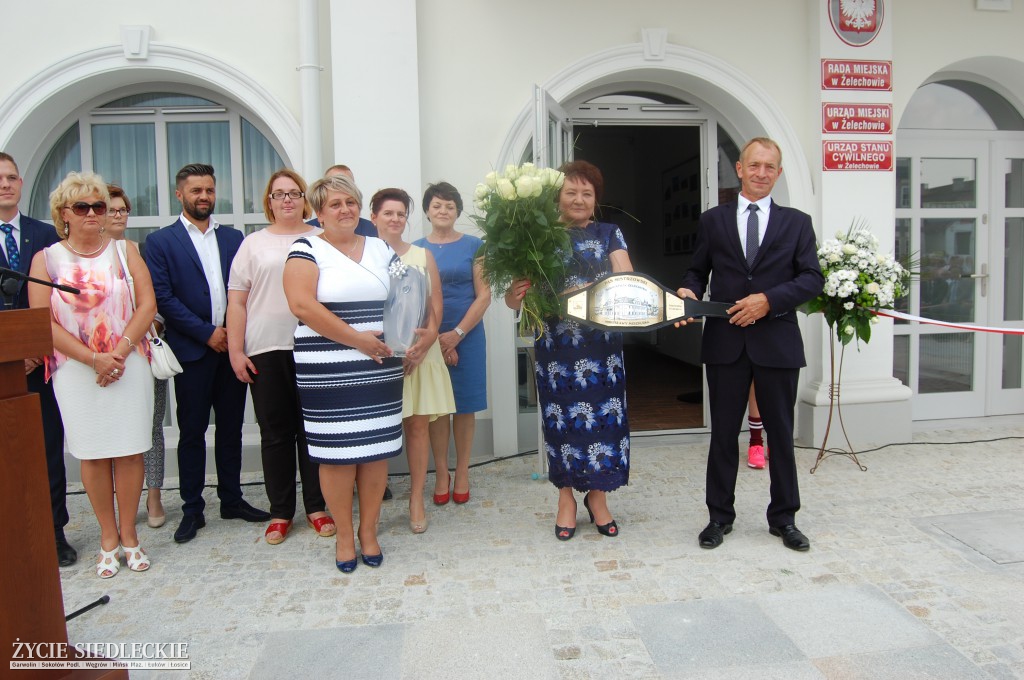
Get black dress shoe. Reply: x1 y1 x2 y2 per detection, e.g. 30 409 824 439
55 532 78 567
769 524 810 551
383 485 393 501
220 500 271 522
174 514 206 543
698 521 733 549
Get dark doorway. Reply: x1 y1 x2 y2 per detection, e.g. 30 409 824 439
572 124 709 431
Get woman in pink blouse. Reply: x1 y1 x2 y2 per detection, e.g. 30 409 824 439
226 169 334 545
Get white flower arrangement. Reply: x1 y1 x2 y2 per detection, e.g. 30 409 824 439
474 162 570 334
805 221 910 345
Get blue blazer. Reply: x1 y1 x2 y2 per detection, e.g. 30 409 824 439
2 215 61 309
680 200 824 369
144 219 244 363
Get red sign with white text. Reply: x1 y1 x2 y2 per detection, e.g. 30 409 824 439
821 60 892 91
822 103 892 134
822 141 893 171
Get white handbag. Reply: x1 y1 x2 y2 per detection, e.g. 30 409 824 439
114 240 183 379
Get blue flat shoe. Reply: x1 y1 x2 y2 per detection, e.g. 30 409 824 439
361 552 383 568
336 558 357 573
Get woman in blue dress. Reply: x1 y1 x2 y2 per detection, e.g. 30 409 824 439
414 182 490 505
506 161 632 540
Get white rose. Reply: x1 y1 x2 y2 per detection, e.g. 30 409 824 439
504 164 520 180
484 171 499 189
870 316 879 324
843 243 858 255
865 282 880 295
474 183 489 200
496 178 517 200
519 162 537 176
844 325 855 336
514 175 538 198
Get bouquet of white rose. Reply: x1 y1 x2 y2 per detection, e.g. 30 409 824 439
805 221 911 345
473 162 570 335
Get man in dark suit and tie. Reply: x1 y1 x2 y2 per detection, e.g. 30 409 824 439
677 137 824 552
0 152 76 566
145 163 270 543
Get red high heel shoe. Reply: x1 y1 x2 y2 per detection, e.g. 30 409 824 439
434 471 452 505
452 489 470 504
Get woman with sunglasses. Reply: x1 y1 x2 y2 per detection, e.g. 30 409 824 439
28 172 156 578
226 169 334 546
106 184 169 529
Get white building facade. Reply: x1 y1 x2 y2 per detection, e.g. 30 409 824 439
3 0 1022 473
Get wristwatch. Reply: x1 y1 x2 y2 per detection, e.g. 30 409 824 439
454 327 465 337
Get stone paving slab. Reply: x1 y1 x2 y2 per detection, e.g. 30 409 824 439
759 584 940 657
928 509 1024 565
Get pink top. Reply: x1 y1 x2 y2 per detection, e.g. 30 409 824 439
227 225 321 357
43 241 149 381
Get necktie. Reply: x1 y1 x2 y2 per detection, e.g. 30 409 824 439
745 204 759 268
0 223 19 270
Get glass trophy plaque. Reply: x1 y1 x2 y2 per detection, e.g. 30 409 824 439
382 260 429 356
560 272 731 332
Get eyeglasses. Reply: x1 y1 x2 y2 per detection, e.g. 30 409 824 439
270 191 304 201
67 201 108 216
110 208 131 217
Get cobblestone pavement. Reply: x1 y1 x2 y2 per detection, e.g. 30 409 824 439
58 417 1024 679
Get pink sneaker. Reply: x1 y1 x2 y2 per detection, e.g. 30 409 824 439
747 444 766 469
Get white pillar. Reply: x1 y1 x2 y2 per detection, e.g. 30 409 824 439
298 0 323 180
327 0 423 234
798 0 912 448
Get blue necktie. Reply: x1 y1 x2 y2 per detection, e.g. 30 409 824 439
745 204 759 268
1 223 19 270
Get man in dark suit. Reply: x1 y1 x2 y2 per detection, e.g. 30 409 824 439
145 163 270 543
677 137 824 552
0 152 76 566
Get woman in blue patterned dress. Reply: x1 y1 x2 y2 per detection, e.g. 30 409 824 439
506 161 632 540
283 174 403 573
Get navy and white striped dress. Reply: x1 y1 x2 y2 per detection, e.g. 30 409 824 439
287 236 404 464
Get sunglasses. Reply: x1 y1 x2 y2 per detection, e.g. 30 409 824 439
67 201 108 216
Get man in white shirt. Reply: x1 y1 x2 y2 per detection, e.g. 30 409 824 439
144 163 270 543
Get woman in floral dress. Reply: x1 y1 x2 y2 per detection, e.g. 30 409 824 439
506 160 632 540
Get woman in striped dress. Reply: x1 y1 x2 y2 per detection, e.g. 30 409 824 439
283 174 403 573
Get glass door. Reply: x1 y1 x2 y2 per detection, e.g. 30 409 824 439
894 138 989 419
986 142 1024 413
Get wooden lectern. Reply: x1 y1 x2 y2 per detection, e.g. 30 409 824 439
0 308 127 678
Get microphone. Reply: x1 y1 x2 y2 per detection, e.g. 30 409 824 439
0 266 81 295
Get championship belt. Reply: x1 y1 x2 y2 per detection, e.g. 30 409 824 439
560 272 732 332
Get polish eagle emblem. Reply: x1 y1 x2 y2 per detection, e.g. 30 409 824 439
840 0 876 32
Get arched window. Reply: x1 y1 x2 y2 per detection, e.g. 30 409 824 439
28 91 285 242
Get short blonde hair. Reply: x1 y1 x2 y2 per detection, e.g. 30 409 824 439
739 137 783 167
308 174 362 214
50 171 110 239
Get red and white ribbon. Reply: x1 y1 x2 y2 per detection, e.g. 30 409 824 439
872 309 1024 335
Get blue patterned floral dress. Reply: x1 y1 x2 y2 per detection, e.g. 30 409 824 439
535 221 630 492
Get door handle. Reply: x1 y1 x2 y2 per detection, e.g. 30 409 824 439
965 263 988 297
